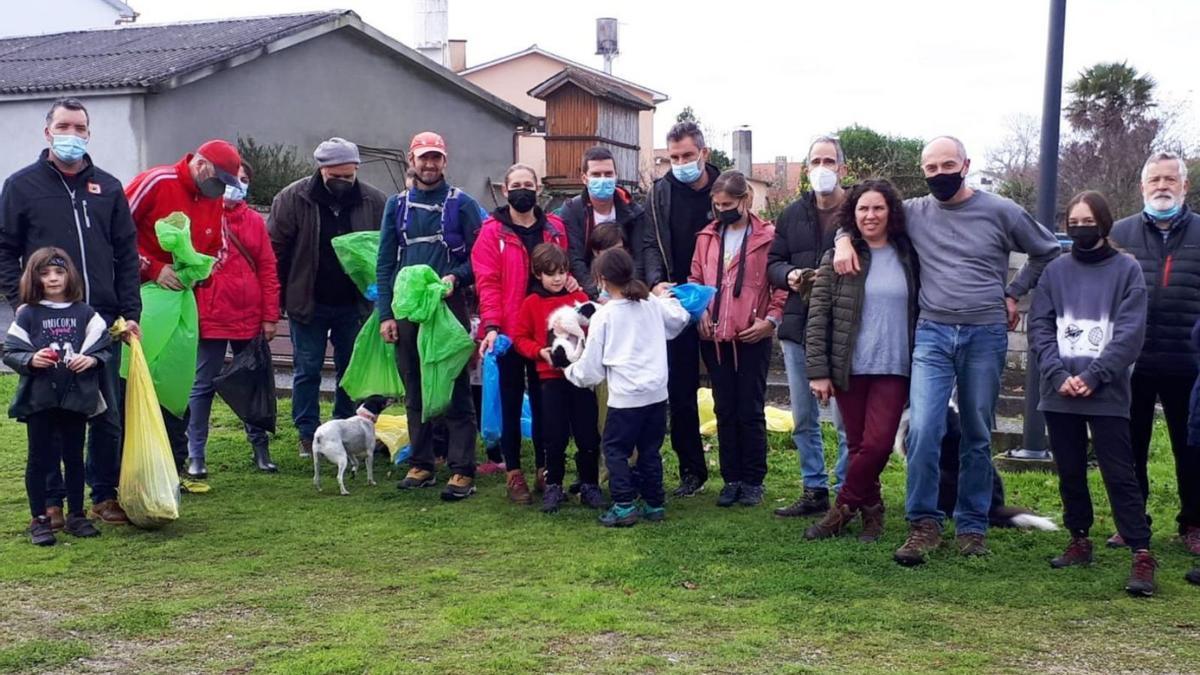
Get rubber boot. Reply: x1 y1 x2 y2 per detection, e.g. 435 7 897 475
186 456 208 480
253 444 278 473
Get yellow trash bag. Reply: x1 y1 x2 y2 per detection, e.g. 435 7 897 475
116 319 180 528
373 414 410 457
698 387 717 437
765 405 794 434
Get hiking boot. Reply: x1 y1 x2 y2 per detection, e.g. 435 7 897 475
805 503 856 540
299 438 313 459
1050 536 1094 568
1126 549 1157 597
89 500 128 525
599 502 639 527
476 460 506 476
440 474 476 501
63 512 100 538
956 533 990 557
252 445 278 473
578 483 606 509
45 506 65 531
859 503 885 543
894 519 943 566
1182 526 1200 555
506 470 533 505
639 502 666 522
28 516 55 546
1106 532 1126 548
716 482 741 508
180 477 211 494
774 487 830 518
1185 567 1200 586
542 484 567 513
185 456 208 480
671 474 705 498
535 466 547 494
398 468 436 490
738 484 765 507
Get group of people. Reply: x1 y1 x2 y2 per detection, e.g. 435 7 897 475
1 97 1198 596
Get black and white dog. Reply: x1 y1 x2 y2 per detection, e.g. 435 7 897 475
313 396 391 496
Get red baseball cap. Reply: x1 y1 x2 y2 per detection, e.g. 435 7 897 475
197 139 242 188
409 131 447 158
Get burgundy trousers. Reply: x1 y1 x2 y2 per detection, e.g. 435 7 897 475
833 375 909 509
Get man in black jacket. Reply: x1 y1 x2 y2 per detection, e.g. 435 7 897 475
0 97 141 526
562 146 649 298
642 122 722 496
766 137 850 517
1109 151 1200 555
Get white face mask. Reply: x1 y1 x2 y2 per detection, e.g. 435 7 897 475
809 166 839 195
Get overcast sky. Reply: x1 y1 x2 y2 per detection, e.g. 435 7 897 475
134 0 1199 166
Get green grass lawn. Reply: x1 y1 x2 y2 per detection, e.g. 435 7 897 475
1 374 1198 674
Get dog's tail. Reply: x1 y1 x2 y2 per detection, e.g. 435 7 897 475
992 505 1059 531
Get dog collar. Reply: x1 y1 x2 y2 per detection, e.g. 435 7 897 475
356 409 378 423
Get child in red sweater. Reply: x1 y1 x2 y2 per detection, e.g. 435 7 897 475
513 244 602 512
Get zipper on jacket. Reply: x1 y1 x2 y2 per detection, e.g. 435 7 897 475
1161 253 1174 287
56 175 92 304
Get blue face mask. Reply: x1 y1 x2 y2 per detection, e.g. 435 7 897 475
1143 200 1182 222
50 134 87 163
671 159 703 184
224 182 248 203
587 176 617 201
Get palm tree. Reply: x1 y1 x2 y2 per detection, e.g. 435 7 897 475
1065 62 1156 132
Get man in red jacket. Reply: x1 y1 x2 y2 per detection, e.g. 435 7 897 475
124 139 242 478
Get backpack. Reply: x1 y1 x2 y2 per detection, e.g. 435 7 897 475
394 187 466 261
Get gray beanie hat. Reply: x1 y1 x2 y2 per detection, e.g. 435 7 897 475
313 137 361 167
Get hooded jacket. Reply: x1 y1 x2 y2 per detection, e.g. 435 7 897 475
688 213 787 344
4 301 111 419
125 154 224 284
642 163 721 287
195 202 281 340
471 206 569 339
561 186 648 297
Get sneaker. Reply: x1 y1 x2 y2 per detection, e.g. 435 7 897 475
28 516 56 546
859 503 885 543
638 502 666 522
956 532 990 557
1125 549 1157 597
180 478 211 494
1183 526 1200 555
738 484 765 507
578 483 606 509
45 506 65 531
1185 567 1200 586
506 470 533 505
671 474 706 498
804 503 855 540
542 484 567 513
599 502 639 527
89 500 128 525
476 460 506 476
440 474 476 501
894 519 943 566
63 512 100 538
1106 532 1126 549
716 482 741 508
534 466 547 493
773 487 830 518
398 468 436 490
299 438 313 459
1050 536 1094 568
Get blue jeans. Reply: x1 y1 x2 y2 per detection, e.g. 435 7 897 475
289 304 362 440
781 339 848 492
188 338 269 459
905 319 1007 535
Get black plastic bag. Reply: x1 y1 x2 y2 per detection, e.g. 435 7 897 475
214 335 277 433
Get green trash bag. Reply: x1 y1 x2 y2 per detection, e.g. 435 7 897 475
121 212 215 417
331 230 380 296
390 265 474 421
340 309 406 400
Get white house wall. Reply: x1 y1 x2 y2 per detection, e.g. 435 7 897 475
0 94 145 184
0 0 127 38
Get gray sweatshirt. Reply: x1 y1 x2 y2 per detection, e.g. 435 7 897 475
1027 251 1147 418
904 191 1060 325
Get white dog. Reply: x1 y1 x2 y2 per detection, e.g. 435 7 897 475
313 396 390 495
548 302 597 364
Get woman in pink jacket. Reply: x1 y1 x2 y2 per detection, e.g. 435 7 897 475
472 164 576 504
186 161 282 480
690 170 787 508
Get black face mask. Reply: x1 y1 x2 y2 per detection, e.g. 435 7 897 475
507 188 537 214
717 207 742 226
926 171 964 202
325 178 354 200
1067 226 1102 251
198 177 226 199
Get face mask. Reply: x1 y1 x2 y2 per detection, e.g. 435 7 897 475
926 171 964 202
671 159 703 184
1067 226 1101 251
224 182 247 204
325 178 354 200
587 176 617 201
808 166 838 195
198 177 226 198
507 188 537 214
598 287 611 302
50 134 88 163
717 206 743 226
1143 199 1182 222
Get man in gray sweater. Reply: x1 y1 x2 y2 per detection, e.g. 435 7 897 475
834 136 1060 565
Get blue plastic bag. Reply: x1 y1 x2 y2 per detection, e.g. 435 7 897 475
481 334 512 446
671 283 718 322
521 393 532 440
392 445 413 466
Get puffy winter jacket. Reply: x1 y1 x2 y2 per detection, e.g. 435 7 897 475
472 207 569 338
125 154 224 284
805 236 920 392
561 187 648 298
196 203 281 340
688 213 787 344
766 191 838 344
1110 207 1200 378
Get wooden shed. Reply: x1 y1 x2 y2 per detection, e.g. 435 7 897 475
528 67 653 189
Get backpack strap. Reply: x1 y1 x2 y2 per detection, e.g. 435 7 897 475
394 187 467 260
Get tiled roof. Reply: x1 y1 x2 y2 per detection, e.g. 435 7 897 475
528 67 653 111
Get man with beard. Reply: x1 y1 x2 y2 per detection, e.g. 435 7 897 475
378 132 483 500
